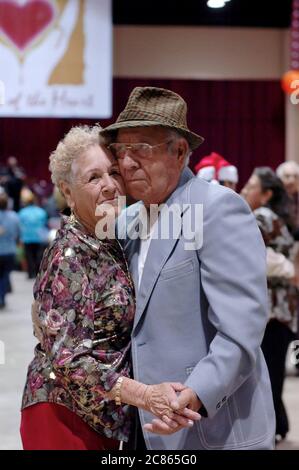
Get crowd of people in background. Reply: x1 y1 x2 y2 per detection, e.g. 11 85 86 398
0 156 67 309
0 150 299 445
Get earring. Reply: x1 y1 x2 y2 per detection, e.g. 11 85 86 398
69 210 76 224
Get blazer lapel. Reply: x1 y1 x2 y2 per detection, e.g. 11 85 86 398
132 168 194 331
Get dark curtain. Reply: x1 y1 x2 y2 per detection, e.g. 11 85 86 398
0 78 285 189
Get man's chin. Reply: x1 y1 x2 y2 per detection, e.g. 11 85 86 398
126 180 148 199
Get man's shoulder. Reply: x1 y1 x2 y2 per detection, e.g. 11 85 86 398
188 176 239 203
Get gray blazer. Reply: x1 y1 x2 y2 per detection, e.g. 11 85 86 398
119 168 275 450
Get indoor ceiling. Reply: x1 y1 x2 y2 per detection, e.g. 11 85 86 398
113 0 293 28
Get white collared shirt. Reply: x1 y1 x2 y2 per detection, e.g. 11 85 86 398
137 218 157 289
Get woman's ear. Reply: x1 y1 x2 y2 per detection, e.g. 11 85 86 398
59 181 74 210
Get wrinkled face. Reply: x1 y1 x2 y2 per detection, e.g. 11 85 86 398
113 127 186 206
241 174 265 210
280 165 299 195
61 145 125 232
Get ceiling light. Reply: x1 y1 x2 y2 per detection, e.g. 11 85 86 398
207 0 226 8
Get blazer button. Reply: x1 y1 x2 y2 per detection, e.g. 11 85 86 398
216 402 221 409
222 396 227 403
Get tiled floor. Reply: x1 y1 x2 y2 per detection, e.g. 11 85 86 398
0 272 298 450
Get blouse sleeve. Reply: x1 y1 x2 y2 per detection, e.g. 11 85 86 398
254 207 280 246
35 247 121 407
266 247 295 279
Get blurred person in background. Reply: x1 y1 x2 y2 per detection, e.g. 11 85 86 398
276 161 299 377
276 161 299 238
195 152 239 191
0 156 26 212
0 192 19 309
45 186 69 243
241 167 298 442
19 188 48 279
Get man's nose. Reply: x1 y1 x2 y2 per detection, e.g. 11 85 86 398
121 152 139 170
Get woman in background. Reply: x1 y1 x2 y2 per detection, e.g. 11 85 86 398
19 189 48 279
241 167 297 442
0 192 19 309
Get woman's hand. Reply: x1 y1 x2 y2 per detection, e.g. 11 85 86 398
143 382 186 418
144 386 202 435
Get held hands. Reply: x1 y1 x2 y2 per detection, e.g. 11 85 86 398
143 383 202 435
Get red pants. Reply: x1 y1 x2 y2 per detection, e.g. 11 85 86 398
20 403 119 450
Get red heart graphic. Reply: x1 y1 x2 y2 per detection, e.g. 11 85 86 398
0 0 55 52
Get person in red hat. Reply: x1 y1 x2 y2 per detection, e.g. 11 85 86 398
195 152 239 191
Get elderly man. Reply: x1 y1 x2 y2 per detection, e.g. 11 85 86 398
100 87 275 450
276 161 299 238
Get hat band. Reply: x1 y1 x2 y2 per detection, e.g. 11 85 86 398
117 109 187 128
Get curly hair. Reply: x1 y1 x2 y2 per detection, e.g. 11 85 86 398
49 124 101 186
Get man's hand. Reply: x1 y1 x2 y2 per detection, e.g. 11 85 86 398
174 387 202 413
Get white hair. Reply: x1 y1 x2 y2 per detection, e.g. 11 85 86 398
276 160 299 179
49 124 101 186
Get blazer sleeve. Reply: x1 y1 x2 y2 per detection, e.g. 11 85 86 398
185 187 268 419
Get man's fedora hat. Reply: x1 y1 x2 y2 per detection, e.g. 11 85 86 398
100 87 204 150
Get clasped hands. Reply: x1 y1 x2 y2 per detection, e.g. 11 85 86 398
142 382 202 435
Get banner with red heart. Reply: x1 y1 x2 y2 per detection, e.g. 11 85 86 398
0 0 55 53
0 0 112 118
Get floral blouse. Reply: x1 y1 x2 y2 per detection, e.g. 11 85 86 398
254 206 297 332
21 216 135 442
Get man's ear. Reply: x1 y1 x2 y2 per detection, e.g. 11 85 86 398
59 181 74 210
177 138 189 169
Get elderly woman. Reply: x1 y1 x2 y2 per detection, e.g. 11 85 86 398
20 125 198 450
241 167 297 443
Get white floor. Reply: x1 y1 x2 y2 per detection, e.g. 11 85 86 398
0 272 298 450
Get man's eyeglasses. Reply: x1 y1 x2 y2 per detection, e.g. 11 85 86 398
108 140 173 160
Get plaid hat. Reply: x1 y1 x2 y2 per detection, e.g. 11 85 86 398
100 87 204 150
